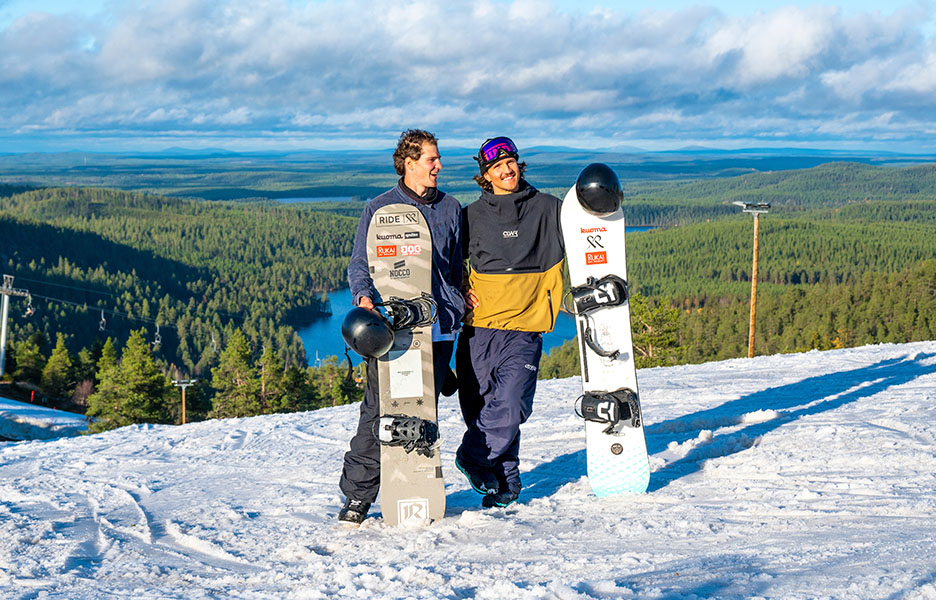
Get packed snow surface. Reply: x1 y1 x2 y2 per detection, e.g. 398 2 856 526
0 397 87 441
2 341 936 599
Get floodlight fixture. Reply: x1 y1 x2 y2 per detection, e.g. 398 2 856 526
733 201 771 214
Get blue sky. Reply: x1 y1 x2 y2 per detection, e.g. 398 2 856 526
1 0 935 153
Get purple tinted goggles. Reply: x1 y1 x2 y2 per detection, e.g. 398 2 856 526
479 137 518 163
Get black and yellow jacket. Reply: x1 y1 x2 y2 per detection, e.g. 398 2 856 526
462 182 564 333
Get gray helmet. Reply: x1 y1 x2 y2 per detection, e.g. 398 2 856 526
341 307 394 359
575 163 623 216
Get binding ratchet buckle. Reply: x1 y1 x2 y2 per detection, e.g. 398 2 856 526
565 274 628 316
377 293 438 331
574 388 641 433
374 415 440 458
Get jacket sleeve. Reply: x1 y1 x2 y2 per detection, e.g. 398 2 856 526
347 204 376 306
460 206 471 290
445 201 466 323
450 206 463 293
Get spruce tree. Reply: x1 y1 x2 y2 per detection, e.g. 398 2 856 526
13 333 46 385
209 329 261 418
86 330 174 433
40 333 73 399
258 345 287 413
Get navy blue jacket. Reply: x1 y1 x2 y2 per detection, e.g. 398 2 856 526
347 183 465 336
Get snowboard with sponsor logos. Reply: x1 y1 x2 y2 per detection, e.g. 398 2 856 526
560 169 651 497
366 204 445 526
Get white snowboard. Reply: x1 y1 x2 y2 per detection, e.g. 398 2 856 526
561 186 651 497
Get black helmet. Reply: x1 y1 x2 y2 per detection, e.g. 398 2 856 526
575 163 623 216
341 307 394 359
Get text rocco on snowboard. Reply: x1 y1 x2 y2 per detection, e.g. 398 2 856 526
338 129 465 525
454 136 565 508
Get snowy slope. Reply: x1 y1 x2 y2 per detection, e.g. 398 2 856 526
0 397 87 441
1 341 935 599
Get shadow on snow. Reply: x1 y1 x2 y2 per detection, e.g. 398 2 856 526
502 351 936 502
645 351 936 491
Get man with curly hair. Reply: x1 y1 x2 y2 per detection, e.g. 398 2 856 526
338 129 465 525
455 136 565 507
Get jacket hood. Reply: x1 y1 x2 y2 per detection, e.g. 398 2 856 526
480 181 538 219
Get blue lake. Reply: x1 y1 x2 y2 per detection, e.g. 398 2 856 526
297 225 654 367
298 287 577 367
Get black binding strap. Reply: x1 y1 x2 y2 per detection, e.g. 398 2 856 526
377 293 438 330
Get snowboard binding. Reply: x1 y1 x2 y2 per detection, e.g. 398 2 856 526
374 415 441 458
377 293 438 331
574 388 641 433
564 274 628 316
564 275 629 360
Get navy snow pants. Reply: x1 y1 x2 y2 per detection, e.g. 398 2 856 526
456 326 542 495
339 341 454 504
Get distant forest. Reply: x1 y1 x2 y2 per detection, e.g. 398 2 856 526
2 159 936 427
1 187 356 374
539 162 936 377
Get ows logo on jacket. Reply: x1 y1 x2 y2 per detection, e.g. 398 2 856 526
503 230 519 238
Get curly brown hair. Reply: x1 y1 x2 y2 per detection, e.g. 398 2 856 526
474 161 527 193
392 129 438 176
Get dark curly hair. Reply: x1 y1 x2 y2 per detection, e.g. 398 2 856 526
474 161 527 192
392 129 438 176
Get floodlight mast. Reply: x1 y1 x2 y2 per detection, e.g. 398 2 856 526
733 203 771 358
173 378 197 425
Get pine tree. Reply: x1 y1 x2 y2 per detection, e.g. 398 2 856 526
631 293 682 367
283 363 318 411
97 338 118 373
40 333 73 398
308 356 361 406
209 329 261 418
86 330 175 433
258 345 289 413
13 333 46 385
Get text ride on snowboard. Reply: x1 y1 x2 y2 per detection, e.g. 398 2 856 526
339 129 464 527
561 163 651 496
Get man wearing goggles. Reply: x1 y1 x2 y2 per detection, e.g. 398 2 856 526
455 136 565 508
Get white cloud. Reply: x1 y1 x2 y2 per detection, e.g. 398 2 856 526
0 0 934 150
886 50 936 93
821 58 894 103
706 6 836 85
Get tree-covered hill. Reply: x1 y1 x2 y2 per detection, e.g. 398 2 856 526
549 162 936 226
4 160 936 421
628 215 936 302
1 188 358 374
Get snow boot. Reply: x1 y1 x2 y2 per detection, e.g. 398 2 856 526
482 489 519 508
338 498 371 525
455 456 498 495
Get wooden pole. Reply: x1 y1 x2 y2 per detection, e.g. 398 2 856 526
173 379 196 425
748 213 760 358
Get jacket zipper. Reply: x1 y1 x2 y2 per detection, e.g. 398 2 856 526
547 290 554 325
